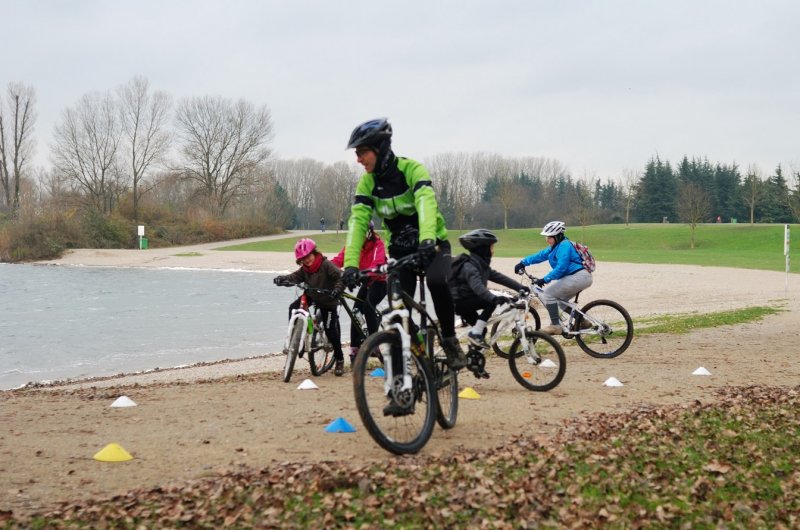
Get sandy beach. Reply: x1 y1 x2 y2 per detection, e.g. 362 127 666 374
2 232 798 517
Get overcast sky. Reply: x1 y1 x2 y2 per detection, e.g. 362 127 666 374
4 0 799 179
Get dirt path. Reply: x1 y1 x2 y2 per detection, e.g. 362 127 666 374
3 241 798 518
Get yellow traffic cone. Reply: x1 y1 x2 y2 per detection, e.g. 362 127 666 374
93 443 134 462
458 387 481 399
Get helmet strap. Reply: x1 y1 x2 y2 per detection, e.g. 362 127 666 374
375 138 394 175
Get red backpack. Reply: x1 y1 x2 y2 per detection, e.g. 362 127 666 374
571 241 596 273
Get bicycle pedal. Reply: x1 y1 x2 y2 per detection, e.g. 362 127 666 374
471 369 490 379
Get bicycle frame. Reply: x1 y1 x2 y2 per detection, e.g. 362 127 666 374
364 254 440 395
339 290 374 343
484 297 536 353
285 293 314 356
529 284 597 336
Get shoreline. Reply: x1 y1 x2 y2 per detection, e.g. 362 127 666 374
21 235 799 392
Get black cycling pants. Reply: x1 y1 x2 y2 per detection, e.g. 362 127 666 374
394 239 457 338
350 280 387 347
454 295 498 327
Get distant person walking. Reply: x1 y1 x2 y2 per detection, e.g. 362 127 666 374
320 217 326 232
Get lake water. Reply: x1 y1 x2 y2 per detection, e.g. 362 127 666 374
0 263 349 390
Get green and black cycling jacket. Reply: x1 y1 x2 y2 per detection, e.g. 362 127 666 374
344 157 448 269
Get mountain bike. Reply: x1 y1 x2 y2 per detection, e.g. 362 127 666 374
352 253 459 455
514 268 634 358
339 288 384 364
275 282 338 382
462 290 566 392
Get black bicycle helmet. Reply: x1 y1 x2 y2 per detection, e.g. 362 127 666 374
347 118 393 149
459 228 498 250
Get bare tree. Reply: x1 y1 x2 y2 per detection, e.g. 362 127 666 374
621 168 638 225
677 181 711 249
117 76 172 223
426 152 481 228
786 162 800 222
741 165 763 225
51 92 122 214
0 83 37 217
175 96 273 216
493 177 525 230
317 161 359 229
271 158 325 228
572 175 597 239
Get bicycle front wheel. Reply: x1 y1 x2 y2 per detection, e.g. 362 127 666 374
490 307 541 359
574 300 633 358
353 331 436 455
309 327 334 376
429 328 458 429
508 330 566 391
283 319 305 383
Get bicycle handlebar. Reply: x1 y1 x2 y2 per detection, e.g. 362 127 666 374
356 253 421 279
275 281 340 298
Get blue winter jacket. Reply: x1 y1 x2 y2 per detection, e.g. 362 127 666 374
520 238 584 283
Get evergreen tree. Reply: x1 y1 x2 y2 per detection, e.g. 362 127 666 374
677 157 717 215
634 157 677 222
714 163 741 222
759 165 793 222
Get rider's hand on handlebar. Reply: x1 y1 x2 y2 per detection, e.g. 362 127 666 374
534 278 546 288
342 267 360 289
493 295 512 306
418 239 437 268
273 276 290 287
330 288 342 299
514 262 526 275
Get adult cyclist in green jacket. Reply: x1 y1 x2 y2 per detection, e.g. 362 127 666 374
341 118 467 370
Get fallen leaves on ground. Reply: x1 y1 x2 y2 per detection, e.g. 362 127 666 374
4 385 800 529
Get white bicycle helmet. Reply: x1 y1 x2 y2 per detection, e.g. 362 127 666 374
540 221 566 236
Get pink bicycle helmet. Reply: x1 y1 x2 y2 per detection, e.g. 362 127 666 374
294 238 317 262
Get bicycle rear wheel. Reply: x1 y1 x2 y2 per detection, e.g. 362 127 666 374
508 330 566 391
283 319 305 383
490 306 541 359
353 331 436 455
428 327 458 429
574 300 633 358
309 327 334 376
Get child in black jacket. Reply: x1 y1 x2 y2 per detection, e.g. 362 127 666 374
449 229 528 349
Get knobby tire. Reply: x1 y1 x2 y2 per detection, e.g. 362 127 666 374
283 319 305 383
574 299 633 358
508 330 566 391
352 330 436 455
309 327 334 376
429 327 458 429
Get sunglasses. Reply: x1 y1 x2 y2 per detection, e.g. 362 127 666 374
355 147 373 157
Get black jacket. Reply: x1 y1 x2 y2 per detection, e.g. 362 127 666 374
449 253 525 303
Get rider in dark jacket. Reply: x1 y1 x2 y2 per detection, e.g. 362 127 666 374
450 229 527 349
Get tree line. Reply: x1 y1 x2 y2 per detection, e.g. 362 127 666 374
1 77 799 260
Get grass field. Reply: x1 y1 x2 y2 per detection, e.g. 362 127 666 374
220 223 798 272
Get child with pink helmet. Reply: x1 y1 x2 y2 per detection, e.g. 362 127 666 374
274 238 347 376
